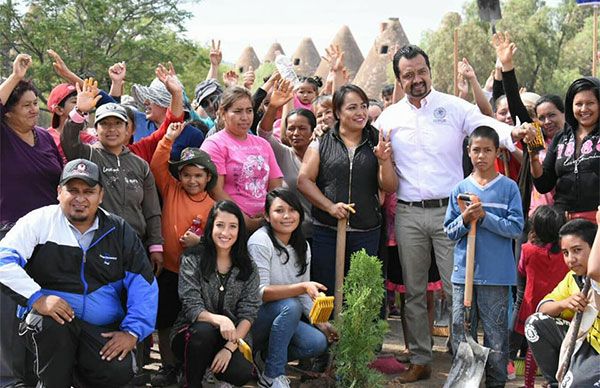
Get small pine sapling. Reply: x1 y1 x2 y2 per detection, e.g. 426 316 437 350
333 249 388 388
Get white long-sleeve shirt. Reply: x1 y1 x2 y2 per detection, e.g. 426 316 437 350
374 89 516 202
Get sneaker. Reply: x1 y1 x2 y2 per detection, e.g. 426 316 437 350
258 375 291 388
507 360 516 380
150 365 178 387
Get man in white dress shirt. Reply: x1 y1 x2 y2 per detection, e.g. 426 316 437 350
375 44 532 383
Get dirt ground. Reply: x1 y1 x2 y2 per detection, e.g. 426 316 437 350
144 316 541 387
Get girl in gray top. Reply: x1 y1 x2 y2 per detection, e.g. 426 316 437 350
171 201 260 387
249 188 338 388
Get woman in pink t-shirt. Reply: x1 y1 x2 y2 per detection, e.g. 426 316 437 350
201 87 283 232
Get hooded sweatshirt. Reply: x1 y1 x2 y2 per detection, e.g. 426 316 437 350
61 111 162 247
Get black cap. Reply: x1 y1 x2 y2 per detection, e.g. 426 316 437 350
60 159 101 187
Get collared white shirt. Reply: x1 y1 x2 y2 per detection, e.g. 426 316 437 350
374 89 515 202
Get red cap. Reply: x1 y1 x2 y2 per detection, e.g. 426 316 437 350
47 83 76 113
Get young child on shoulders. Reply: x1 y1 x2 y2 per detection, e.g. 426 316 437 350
444 125 524 387
525 219 600 388
149 121 216 385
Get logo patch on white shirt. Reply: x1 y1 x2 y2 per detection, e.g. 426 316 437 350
433 107 447 123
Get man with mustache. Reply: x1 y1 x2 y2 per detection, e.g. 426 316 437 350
375 44 534 383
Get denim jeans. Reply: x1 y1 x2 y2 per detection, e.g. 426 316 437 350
252 298 328 378
452 284 509 387
311 225 380 296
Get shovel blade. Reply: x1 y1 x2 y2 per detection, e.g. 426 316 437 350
443 335 490 388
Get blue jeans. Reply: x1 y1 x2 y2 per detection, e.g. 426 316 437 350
252 298 328 378
452 284 509 387
311 225 380 296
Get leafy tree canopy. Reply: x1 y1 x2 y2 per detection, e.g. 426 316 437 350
1 0 210 104
419 0 595 96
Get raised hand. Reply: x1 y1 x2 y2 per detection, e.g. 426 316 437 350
165 122 185 141
262 70 281 92
47 49 77 81
373 128 393 162
155 62 181 95
457 74 469 98
209 39 222 67
75 78 101 113
108 62 127 83
222 70 239 88
12 53 32 79
269 79 293 108
492 32 517 68
458 58 476 81
324 44 345 72
242 65 255 90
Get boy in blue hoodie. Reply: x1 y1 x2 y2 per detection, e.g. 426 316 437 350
444 126 524 387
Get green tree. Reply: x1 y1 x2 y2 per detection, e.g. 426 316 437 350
0 0 210 104
420 0 594 96
333 249 387 388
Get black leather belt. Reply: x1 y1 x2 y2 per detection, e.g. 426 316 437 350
397 198 449 208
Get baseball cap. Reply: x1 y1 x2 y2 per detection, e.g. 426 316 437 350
48 83 77 128
60 159 101 187
94 103 128 125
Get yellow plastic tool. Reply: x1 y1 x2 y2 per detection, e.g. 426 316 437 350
237 338 253 363
309 293 334 324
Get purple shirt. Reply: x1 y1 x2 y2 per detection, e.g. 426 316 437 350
1 102 63 225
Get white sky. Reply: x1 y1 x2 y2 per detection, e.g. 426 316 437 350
183 0 560 64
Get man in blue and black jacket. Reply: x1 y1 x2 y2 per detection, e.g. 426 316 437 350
0 158 158 388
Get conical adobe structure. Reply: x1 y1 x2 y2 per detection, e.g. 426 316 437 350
235 46 261 74
314 25 364 82
263 43 285 63
291 38 321 77
353 18 410 99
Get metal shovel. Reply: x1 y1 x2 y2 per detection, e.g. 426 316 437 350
444 194 490 388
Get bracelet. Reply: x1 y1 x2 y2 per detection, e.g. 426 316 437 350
223 346 234 354
75 106 86 116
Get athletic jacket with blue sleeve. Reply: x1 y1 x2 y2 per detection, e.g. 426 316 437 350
0 205 158 341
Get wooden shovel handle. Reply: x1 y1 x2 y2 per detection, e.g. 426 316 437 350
334 217 347 319
457 194 480 308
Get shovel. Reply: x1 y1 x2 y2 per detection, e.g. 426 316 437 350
334 216 348 320
477 0 502 33
444 194 490 388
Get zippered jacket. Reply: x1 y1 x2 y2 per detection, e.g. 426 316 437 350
313 123 382 229
532 125 599 212
61 118 163 247
0 205 158 341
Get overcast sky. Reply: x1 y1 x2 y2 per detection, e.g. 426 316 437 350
183 0 560 63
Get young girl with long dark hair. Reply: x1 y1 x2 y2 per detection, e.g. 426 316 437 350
170 201 260 387
248 188 337 388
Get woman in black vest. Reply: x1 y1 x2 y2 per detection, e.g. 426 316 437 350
297 84 398 295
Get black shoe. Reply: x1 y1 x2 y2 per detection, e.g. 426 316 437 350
130 369 151 386
150 365 178 387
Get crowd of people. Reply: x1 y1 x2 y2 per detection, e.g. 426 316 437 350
0 30 599 388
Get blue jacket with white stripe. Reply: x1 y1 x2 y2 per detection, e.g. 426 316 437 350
0 205 158 341
443 174 524 286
